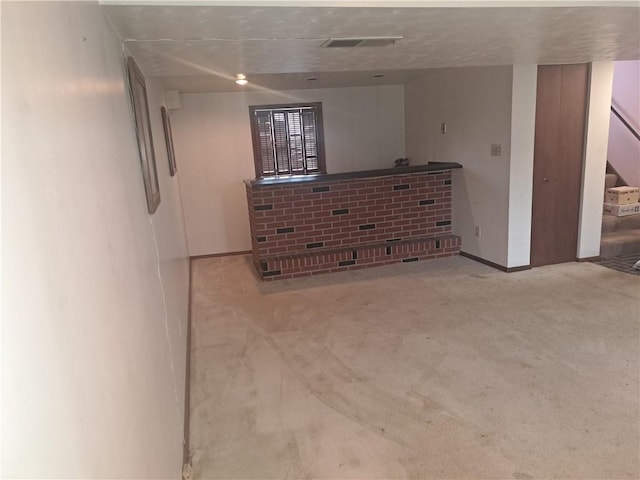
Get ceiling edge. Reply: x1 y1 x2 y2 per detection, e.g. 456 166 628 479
99 0 640 8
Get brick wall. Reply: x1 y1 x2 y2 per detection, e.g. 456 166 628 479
246 169 461 280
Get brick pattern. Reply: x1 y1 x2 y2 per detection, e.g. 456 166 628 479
256 235 461 281
246 170 460 280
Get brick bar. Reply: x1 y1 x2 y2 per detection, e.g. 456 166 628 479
245 168 461 280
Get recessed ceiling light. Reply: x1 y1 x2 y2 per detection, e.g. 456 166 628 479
235 73 248 85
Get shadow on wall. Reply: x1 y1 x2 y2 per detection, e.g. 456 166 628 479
222 180 251 253
452 168 478 257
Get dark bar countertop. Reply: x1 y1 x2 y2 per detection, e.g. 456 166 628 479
244 162 462 187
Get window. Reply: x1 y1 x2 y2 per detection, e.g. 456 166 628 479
249 103 326 178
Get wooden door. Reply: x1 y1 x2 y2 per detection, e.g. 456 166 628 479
531 64 589 267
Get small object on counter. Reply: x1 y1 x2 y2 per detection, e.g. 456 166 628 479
394 158 410 168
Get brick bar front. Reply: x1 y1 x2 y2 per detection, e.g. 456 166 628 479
245 164 462 280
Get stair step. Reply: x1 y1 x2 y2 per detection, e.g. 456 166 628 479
601 213 640 233
600 229 640 258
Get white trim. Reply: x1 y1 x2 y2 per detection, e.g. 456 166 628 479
507 64 537 269
577 61 614 259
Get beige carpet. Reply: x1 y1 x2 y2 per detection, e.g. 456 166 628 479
188 255 640 479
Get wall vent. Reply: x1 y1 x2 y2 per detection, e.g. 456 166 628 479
322 36 402 48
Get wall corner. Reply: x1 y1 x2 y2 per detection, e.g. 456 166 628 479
577 61 615 259
506 64 537 269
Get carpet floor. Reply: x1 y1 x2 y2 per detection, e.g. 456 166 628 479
188 255 639 479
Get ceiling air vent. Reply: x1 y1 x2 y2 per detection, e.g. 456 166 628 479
322 36 402 48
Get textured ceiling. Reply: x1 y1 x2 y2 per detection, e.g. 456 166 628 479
102 4 640 92
161 69 439 92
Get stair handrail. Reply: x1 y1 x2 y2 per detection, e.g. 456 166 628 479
611 105 640 143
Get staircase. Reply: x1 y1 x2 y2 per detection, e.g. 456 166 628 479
600 173 640 258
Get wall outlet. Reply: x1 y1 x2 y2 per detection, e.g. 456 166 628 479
475 225 481 237
491 144 502 156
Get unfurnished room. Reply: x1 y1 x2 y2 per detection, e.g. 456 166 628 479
2 1 640 479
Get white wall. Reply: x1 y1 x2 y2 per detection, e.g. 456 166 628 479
608 60 640 187
506 65 537 268
405 66 513 267
579 62 615 259
172 85 405 256
2 2 189 478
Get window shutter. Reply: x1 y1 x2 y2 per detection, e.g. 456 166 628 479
250 103 325 178
287 110 305 173
256 111 275 174
272 112 290 174
302 109 318 172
